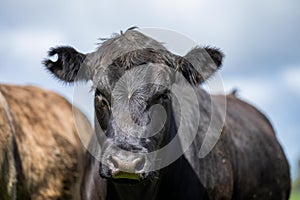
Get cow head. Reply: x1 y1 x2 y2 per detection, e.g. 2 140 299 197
43 28 223 182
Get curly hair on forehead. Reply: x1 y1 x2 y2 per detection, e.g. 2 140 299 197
111 48 176 70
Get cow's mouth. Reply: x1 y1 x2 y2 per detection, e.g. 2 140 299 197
112 178 141 185
110 171 159 186
100 161 158 184
113 171 141 180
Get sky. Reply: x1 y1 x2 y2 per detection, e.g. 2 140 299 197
0 0 299 179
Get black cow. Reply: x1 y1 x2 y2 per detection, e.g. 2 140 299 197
44 28 290 200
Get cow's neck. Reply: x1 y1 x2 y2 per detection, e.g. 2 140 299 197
106 179 160 200
105 107 207 200
155 107 208 199
105 153 207 200
104 107 177 200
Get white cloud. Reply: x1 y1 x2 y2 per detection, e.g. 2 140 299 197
2 29 66 60
282 66 300 96
221 76 278 111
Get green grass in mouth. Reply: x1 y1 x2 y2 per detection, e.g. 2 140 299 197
113 172 140 180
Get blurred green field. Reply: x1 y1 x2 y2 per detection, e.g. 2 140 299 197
290 190 300 200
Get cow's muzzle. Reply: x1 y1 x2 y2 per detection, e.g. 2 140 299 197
100 150 148 181
109 155 145 179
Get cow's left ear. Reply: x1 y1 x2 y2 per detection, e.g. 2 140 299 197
43 46 91 82
176 47 224 85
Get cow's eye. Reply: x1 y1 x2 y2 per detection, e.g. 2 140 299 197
156 90 170 101
95 95 109 108
94 91 110 131
94 91 110 109
159 92 169 100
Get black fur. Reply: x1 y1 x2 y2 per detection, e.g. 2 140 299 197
112 48 174 70
43 30 223 86
181 47 224 84
43 29 290 200
43 46 86 82
110 47 223 86
175 56 205 85
204 47 224 67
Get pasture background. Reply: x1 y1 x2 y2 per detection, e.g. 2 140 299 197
0 0 299 198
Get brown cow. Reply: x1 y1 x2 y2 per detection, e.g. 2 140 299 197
0 84 92 200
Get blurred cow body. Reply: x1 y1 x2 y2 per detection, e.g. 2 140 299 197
0 84 92 200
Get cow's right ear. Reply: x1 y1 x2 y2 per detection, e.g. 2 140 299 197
176 47 223 85
43 46 90 82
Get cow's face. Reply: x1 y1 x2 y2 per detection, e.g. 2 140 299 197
43 29 223 182
94 63 174 181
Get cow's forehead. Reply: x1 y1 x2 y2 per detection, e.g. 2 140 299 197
93 63 172 99
99 30 166 54
88 29 178 99
89 30 167 71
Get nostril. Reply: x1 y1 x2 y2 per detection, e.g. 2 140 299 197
108 155 145 174
109 156 119 169
135 157 145 172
